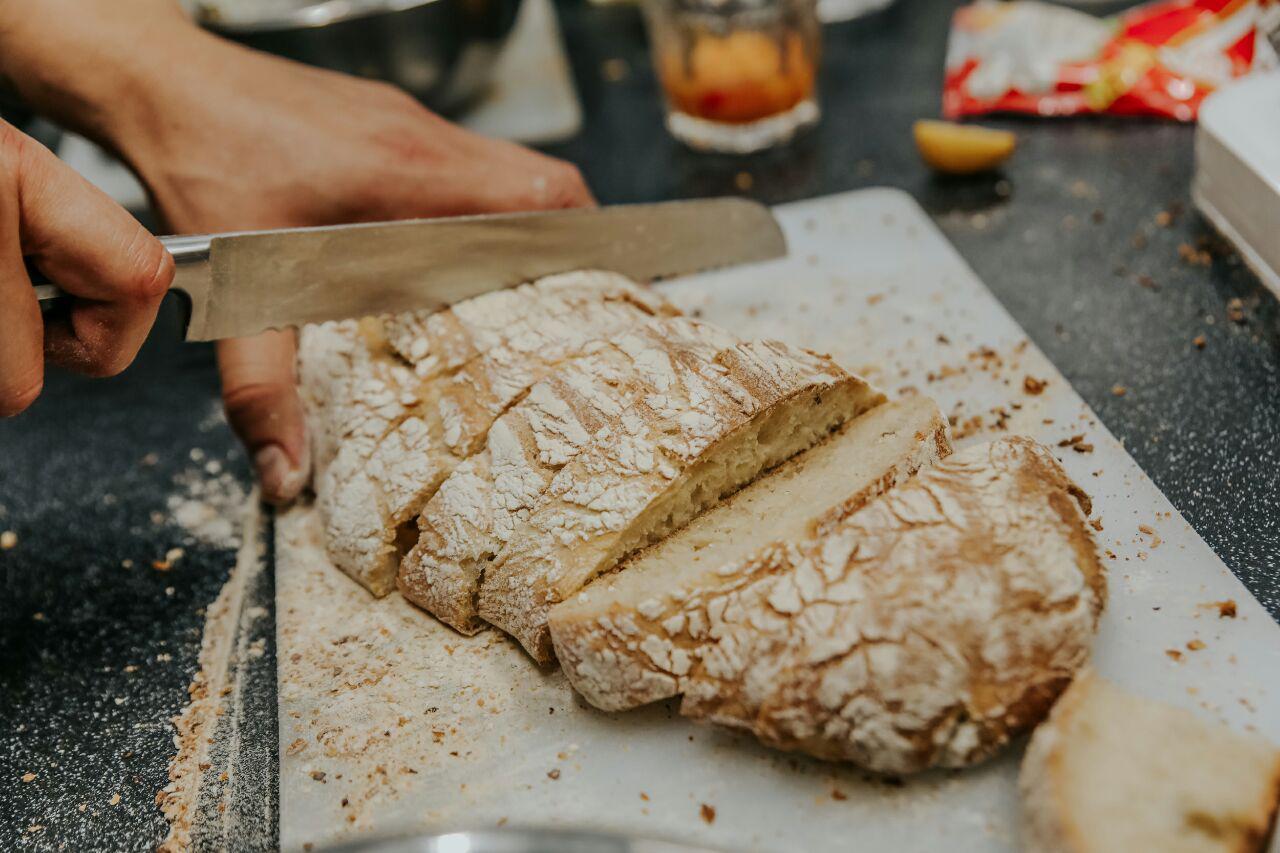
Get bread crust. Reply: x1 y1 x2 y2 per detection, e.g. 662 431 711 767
477 340 885 663
557 437 1104 773
300 272 677 595
550 404 953 712
398 317 740 633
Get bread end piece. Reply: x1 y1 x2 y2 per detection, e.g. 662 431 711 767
1020 668 1280 853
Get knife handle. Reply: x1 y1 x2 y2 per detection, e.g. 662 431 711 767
31 233 212 314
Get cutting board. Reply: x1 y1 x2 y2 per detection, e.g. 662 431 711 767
275 188 1280 852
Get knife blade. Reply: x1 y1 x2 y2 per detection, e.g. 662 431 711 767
31 198 785 342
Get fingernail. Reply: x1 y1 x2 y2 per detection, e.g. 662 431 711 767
254 445 299 505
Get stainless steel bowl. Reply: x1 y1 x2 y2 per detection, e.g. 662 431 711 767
198 0 522 115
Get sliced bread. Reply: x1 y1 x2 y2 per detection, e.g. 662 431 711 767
549 394 951 711
1020 669 1280 853
552 437 1104 773
477 340 887 663
302 271 677 595
398 317 744 633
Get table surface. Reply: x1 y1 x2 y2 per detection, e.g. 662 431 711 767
2 0 1277 849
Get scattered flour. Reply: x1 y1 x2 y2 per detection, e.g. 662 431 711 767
166 467 249 549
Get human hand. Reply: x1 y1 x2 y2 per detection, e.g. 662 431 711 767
0 2 593 501
0 119 173 417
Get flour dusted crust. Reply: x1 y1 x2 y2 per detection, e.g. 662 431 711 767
549 395 953 712
299 271 678 595
1020 669 1280 853
398 317 742 633
477 340 886 663
557 437 1103 773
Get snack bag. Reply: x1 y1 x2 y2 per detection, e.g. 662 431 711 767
943 0 1279 120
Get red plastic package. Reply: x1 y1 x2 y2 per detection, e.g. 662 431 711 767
943 0 1279 120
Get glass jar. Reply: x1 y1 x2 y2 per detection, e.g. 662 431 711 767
644 0 821 153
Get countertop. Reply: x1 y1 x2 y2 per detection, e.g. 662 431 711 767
1 0 1277 848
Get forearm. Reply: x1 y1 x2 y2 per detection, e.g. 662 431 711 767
0 1 205 150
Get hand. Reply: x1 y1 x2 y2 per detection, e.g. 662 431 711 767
0 119 173 416
0 1 593 502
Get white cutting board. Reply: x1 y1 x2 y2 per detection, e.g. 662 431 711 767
275 188 1280 852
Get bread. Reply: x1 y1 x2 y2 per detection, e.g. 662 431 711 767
549 394 951 711
1020 669 1280 853
555 437 1103 773
476 340 887 663
397 317 743 633
300 271 677 595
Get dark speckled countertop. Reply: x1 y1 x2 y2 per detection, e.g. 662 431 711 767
1 0 1277 848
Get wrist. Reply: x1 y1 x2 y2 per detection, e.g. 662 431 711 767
0 1 202 150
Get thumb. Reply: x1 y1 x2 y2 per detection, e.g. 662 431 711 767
216 330 310 505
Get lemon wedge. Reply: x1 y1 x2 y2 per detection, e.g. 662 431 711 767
914 120 1016 175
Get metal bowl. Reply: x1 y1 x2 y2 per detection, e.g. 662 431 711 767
197 0 522 115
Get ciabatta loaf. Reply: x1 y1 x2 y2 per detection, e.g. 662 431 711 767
300 272 677 595
550 394 951 711
1020 669 1280 853
477 341 886 663
398 317 741 633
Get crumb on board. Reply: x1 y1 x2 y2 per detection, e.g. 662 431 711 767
1166 649 1183 662
700 804 717 824
1192 334 1206 349
1023 376 1047 395
1200 599 1237 619
547 769 561 781
1111 385 1127 397
1186 639 1206 651
109 793 121 806
21 772 35 783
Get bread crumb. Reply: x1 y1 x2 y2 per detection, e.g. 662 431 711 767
1090 518 1103 532
832 788 848 801
109 793 121 806
1186 639 1206 651
0 530 16 549
1023 376 1047 395
1201 599 1237 619
639 792 649 801
546 769 561 780
1166 649 1183 662
700 804 717 824
1111 385 1127 397
309 770 326 782
1227 297 1246 324
287 738 307 756
21 772 35 783
1192 334 1206 349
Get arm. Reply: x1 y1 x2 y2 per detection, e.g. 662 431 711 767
0 1 593 501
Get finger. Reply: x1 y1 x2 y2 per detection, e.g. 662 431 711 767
216 330 310 505
0 191 44 417
9 127 174 376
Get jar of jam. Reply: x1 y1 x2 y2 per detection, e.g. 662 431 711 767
645 0 821 153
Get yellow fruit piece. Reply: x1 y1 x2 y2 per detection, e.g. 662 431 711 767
914 120 1016 175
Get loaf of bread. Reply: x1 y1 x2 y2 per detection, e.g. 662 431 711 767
1020 669 1280 853
476 340 887 663
556 436 1104 773
549 394 951 711
299 271 677 595
398 317 741 634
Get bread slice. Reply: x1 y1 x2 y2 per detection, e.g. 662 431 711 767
398 317 744 633
549 394 951 711
476 341 887 663
300 271 678 595
1020 669 1280 853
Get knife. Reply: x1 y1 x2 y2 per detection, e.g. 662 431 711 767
31 198 785 342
